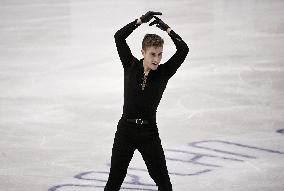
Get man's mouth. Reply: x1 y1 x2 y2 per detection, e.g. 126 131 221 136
152 63 158 66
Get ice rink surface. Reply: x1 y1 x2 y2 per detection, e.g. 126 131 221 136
0 0 284 190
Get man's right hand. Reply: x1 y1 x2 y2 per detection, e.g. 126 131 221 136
140 11 162 23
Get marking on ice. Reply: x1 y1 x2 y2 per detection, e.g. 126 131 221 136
276 129 284 135
48 140 284 191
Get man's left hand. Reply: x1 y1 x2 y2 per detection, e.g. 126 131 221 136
149 16 170 32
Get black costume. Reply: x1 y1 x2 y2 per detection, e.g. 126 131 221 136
104 19 189 191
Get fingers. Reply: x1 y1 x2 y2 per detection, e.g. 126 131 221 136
152 15 161 20
156 25 164 30
141 11 162 23
149 16 168 31
149 19 158 26
150 11 162 16
149 16 162 26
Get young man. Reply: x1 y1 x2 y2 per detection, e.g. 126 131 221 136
105 11 189 191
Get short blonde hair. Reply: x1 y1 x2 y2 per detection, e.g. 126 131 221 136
142 34 164 50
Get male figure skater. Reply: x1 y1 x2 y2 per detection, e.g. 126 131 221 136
105 11 189 191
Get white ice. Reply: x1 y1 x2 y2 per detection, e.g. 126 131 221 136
0 0 284 191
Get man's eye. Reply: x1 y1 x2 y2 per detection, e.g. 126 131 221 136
151 53 155 56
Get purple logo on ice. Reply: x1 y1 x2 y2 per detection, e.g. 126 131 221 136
48 140 284 191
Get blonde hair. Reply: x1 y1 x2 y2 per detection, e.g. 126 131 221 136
142 34 164 50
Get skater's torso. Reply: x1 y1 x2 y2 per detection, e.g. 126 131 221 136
123 58 169 119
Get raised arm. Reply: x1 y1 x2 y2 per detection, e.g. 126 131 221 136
164 30 189 78
114 19 141 68
150 16 189 78
114 11 162 69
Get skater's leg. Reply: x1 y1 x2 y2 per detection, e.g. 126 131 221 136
104 125 136 191
138 128 173 191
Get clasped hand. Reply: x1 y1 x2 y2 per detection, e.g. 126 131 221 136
139 11 171 32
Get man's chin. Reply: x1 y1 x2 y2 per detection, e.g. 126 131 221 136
151 64 159 70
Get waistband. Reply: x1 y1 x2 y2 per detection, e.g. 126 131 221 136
121 114 157 125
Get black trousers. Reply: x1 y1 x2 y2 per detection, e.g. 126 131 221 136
104 116 173 191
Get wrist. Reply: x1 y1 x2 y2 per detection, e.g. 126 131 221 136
137 18 142 25
166 28 172 34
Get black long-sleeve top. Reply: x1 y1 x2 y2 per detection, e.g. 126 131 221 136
114 19 189 120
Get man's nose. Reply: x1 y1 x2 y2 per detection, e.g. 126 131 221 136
153 56 159 62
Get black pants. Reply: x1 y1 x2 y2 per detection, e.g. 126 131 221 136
104 117 173 191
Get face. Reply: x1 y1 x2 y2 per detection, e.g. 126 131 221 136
141 46 163 71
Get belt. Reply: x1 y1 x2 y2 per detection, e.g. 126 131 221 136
126 118 149 125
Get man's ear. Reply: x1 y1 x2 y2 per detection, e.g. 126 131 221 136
141 49 145 56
